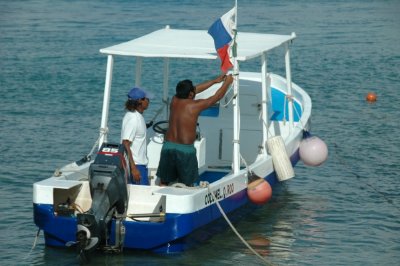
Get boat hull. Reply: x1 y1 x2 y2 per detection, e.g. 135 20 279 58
33 150 300 252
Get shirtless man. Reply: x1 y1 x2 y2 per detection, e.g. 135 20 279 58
156 74 233 186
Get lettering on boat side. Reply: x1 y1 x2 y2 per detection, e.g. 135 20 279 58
204 183 234 205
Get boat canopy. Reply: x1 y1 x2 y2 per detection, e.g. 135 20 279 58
97 26 298 169
100 27 296 61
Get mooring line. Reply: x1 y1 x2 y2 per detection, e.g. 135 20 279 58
333 142 400 213
23 229 41 261
204 183 275 266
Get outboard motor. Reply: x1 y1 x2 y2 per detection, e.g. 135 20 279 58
76 143 129 257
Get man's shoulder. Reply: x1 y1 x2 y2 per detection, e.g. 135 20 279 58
123 111 142 120
172 97 193 107
124 110 136 116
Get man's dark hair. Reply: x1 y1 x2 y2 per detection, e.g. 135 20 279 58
176 79 195 99
125 99 140 112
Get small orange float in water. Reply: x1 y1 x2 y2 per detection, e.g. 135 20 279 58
247 179 272 205
366 92 377 102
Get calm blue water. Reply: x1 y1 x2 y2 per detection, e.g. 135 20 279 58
1 0 400 265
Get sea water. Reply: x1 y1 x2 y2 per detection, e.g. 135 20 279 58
1 0 399 265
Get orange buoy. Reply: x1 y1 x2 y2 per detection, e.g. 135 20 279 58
366 92 377 102
247 179 272 205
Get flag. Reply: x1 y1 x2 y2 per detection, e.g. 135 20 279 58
208 7 236 73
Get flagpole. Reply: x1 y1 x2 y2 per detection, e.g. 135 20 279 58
232 0 240 173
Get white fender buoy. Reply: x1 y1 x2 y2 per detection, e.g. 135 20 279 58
266 136 295 181
299 135 328 166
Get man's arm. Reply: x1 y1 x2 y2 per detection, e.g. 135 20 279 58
122 139 141 183
195 74 226 94
193 75 233 112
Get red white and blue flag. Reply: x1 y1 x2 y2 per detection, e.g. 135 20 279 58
208 7 236 73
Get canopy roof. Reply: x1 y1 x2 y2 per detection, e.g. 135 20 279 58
100 27 296 61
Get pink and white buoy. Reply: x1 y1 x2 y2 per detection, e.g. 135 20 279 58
299 135 328 166
247 178 272 205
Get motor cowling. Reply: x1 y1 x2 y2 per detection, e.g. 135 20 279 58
77 143 129 254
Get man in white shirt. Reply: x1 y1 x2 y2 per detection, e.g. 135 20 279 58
121 87 151 185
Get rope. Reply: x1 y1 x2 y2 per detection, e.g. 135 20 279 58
71 202 84 213
258 109 274 139
87 127 108 158
274 93 307 131
290 97 305 130
150 103 166 123
240 154 249 170
258 91 306 140
31 229 40 252
53 169 89 180
205 183 274 265
221 84 235 107
23 229 41 261
283 95 288 125
53 127 107 179
333 142 400 213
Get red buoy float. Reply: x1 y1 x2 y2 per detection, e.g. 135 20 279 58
247 179 272 205
366 92 377 103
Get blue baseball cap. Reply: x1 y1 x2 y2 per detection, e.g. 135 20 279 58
127 87 152 100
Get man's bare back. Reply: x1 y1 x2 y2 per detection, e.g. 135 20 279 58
166 97 202 144
165 74 233 145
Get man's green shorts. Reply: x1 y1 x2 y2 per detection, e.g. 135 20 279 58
156 141 199 186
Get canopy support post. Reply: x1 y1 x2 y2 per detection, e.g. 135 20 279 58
261 52 271 153
162 58 170 119
232 66 240 173
232 2 240 174
99 55 114 148
135 57 142 87
285 42 294 130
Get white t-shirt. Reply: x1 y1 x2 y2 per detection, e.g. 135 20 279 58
121 111 148 165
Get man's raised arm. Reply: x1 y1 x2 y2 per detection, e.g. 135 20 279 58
194 74 226 94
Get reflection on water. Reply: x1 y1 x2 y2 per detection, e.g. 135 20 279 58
237 186 330 264
269 220 295 259
248 234 271 257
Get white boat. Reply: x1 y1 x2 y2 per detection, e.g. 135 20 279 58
33 25 313 255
